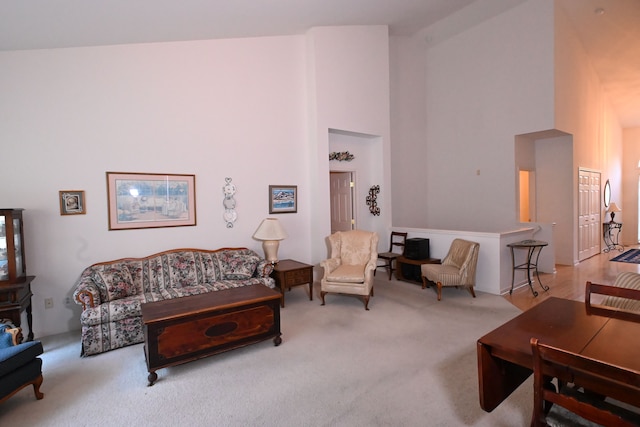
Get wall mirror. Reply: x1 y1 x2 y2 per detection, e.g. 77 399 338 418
603 179 611 208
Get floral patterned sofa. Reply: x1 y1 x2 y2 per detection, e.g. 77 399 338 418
73 247 275 356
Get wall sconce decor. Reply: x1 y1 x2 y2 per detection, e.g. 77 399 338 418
223 177 237 228
329 151 354 162
366 185 380 216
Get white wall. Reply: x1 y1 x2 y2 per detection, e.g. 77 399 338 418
623 127 640 245
306 26 392 264
1 26 394 338
1 36 313 337
422 0 556 232
554 2 624 260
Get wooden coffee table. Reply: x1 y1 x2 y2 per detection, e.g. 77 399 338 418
141 284 282 385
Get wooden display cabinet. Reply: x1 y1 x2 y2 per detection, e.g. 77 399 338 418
0 209 35 341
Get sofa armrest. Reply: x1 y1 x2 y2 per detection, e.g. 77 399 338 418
256 259 274 278
73 276 101 311
74 289 99 310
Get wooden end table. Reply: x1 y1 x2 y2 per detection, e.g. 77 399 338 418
271 259 313 308
395 256 440 285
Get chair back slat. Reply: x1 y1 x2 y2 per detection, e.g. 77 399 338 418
530 337 640 427
585 275 640 322
388 231 407 254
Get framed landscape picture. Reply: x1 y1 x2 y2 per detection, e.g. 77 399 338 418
106 172 196 230
269 185 297 214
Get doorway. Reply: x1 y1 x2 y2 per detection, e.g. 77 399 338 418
518 169 536 222
329 171 355 233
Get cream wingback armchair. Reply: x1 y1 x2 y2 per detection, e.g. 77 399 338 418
320 230 379 310
421 238 480 301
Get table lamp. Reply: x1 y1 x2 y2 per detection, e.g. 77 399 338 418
253 218 288 263
607 202 621 223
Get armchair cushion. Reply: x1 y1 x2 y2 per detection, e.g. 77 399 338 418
327 264 366 283
0 341 44 377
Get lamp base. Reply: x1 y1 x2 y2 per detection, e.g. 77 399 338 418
262 240 280 264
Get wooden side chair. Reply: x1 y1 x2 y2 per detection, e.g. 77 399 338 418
585 272 640 321
375 231 407 280
530 337 640 427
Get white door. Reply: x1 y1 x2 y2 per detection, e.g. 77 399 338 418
578 169 601 261
330 172 354 233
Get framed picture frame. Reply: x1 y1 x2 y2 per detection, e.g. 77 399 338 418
59 190 86 215
269 185 297 214
106 172 196 230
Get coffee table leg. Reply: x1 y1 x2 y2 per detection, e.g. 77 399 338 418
148 371 158 386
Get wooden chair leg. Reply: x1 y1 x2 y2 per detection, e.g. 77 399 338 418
320 291 327 306
421 276 429 289
437 282 443 301
468 286 476 298
363 295 370 310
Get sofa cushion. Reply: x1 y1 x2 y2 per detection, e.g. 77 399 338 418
218 251 260 280
165 251 199 287
92 264 137 301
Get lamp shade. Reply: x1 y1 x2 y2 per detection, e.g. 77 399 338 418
607 202 621 213
253 218 288 241
253 218 287 263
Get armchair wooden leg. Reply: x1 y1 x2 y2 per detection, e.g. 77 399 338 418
421 276 429 289
437 282 443 301
320 291 327 306
363 295 370 310
467 286 476 298
33 374 44 400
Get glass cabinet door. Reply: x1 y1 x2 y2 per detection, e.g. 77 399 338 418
0 215 7 281
13 217 24 277
0 209 26 283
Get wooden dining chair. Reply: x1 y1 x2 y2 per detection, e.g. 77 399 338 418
585 272 640 321
530 337 640 427
375 231 407 280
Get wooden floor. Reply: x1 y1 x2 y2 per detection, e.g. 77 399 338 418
504 246 640 312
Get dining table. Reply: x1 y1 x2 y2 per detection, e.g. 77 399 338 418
477 296 640 412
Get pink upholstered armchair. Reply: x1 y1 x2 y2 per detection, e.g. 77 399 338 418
320 230 379 310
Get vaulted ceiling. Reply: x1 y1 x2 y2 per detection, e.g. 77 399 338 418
2 0 639 127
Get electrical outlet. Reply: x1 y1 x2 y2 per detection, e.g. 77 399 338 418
64 296 71 305
44 298 54 309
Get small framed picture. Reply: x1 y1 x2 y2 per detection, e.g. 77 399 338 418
269 185 297 214
59 191 86 215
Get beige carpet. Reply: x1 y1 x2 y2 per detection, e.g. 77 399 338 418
0 277 533 426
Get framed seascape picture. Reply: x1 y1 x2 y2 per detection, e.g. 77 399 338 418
59 190 86 215
106 172 196 230
269 185 297 214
